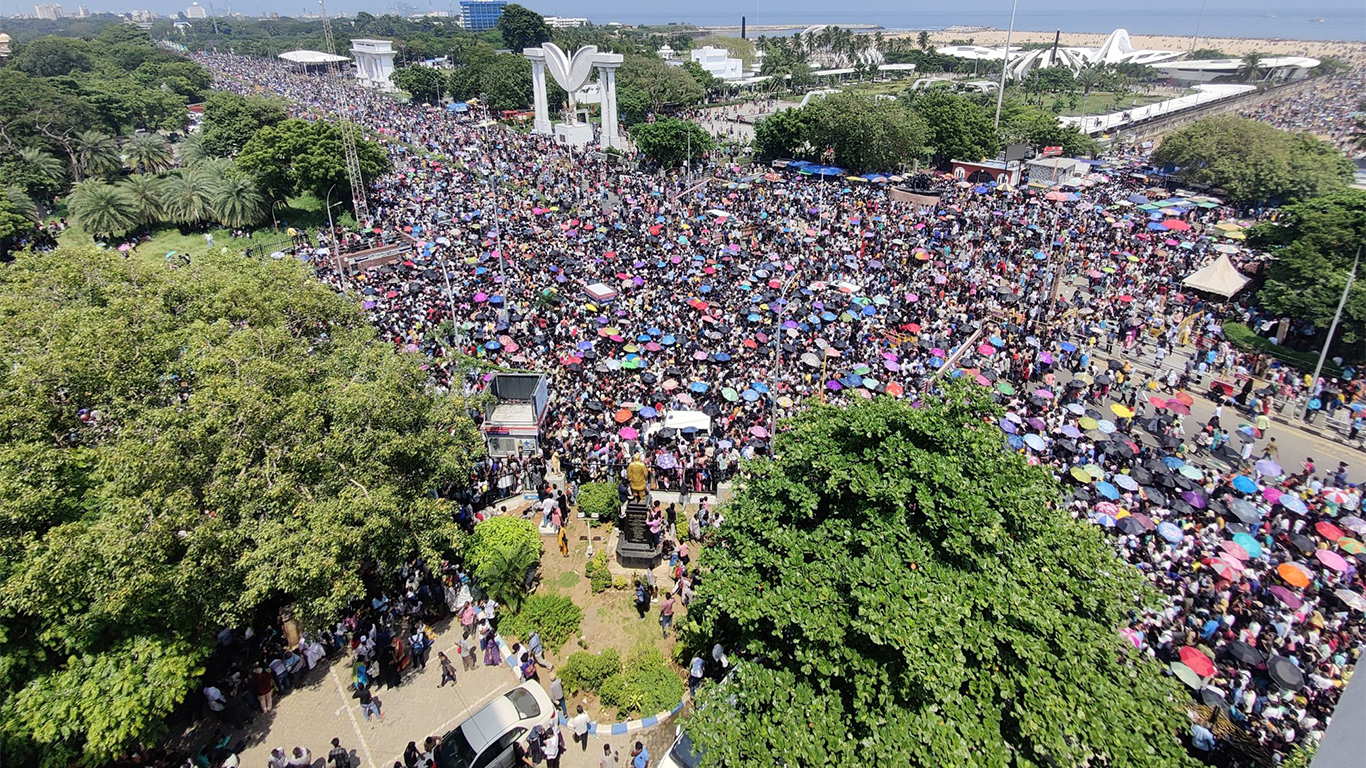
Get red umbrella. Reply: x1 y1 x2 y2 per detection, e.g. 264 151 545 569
613 408 632 424
1161 219 1191 231
1317 521 1346 541
1179 646 1215 678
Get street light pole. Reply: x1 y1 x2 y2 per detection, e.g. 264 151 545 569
1298 248 1359 421
994 0 1020 129
323 184 345 288
769 271 796 438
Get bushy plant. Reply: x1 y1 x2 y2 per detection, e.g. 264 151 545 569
577 481 620 521
597 647 685 718
464 516 542 610
611 575 630 591
559 648 621 694
498 594 582 652
584 550 612 593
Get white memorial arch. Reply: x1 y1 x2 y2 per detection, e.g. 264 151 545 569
524 43 624 150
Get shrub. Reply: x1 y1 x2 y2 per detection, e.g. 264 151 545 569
578 481 620 521
498 593 583 652
584 550 612 593
597 647 686 718
611 575 630 591
1223 321 1342 376
464 516 543 610
559 648 621 694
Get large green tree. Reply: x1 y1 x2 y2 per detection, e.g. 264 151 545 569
619 54 705 110
495 3 552 52
66 178 136 238
235 119 390 208
391 65 448 105
199 91 289 159
1250 190 1366 345
682 393 1196 767
0 246 481 765
800 93 927 172
1153 116 1353 203
628 119 714 168
907 91 1001 166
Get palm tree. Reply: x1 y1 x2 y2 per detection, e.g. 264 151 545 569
123 133 173 174
918 30 931 51
1237 52 1266 83
176 134 212 168
3 186 39 222
120 174 167 231
158 170 214 226
210 176 264 229
67 179 137 238
17 148 66 193
194 157 235 184
1076 67 1105 97
72 130 122 181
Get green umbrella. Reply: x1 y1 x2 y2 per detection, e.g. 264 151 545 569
1179 465 1203 480
721 387 739 402
853 365 871 376
1069 466 1091 483
1084 463 1104 479
995 381 1015 395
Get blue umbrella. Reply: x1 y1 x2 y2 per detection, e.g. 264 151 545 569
714 352 732 362
1158 522 1184 543
1091 512 1118 527
741 389 759 402
1232 475 1259 494
1000 418 1018 434
1280 494 1308 514
1162 456 1186 470
485 341 501 350
1060 342 1077 352
489 295 504 304
639 406 658 418
861 305 876 316
1006 434 1025 450
688 381 708 393
747 313 761 322
821 312 837 321
1096 481 1120 500
752 382 770 393
647 327 662 336
1023 434 1047 451
1147 222 1167 231
661 335 677 345
636 333 652 342
990 335 1005 346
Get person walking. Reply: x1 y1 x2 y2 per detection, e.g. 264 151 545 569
630 741 649 768
634 580 650 620
659 595 675 638
327 739 351 768
548 675 567 718
251 667 274 713
356 685 382 721
600 745 619 768
438 651 458 687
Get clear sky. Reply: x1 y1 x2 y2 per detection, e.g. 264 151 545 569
26 0 1366 41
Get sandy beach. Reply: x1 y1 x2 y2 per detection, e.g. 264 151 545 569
913 28 1366 61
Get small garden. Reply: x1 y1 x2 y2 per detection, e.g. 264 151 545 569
470 485 696 722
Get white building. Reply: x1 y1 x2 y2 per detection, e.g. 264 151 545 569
76 5 89 17
350 39 397 92
185 2 207 18
34 4 64 19
1151 56 1320 85
544 16 588 28
690 45 743 81
129 9 156 22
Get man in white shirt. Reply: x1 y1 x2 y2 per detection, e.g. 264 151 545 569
203 685 227 713
570 705 591 750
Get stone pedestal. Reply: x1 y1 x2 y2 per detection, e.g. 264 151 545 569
553 121 594 150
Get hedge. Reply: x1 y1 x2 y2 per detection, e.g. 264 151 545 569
498 594 582 652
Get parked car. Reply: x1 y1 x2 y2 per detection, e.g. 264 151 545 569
657 726 703 768
434 682 554 768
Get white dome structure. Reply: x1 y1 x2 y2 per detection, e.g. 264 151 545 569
938 28 1183 80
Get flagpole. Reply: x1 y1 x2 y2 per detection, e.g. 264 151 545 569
1297 247 1359 420
994 0 1020 128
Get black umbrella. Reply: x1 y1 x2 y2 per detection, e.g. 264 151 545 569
641 372 657 384
1287 533 1317 556
1117 516 1145 535
585 401 605 413
1056 439 1080 454
701 403 721 417
1145 459 1171 475
1224 641 1265 667
1130 467 1153 485
1143 487 1169 507
1228 498 1260 524
1200 688 1231 712
1224 522 1251 535
1073 487 1093 501
1267 656 1305 691
1096 374 1114 385
1108 360 1124 371
1068 380 1086 389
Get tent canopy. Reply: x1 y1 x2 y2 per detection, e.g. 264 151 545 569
1182 254 1250 297
278 50 350 65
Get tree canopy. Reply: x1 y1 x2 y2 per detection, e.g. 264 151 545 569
1153 116 1353 203
199 91 289 159
682 392 1195 767
495 4 552 53
1250 190 1366 345
236 118 390 207
906 91 1002 165
0 246 481 766
628 119 714 168
391 65 448 105
618 54 705 110
754 94 927 173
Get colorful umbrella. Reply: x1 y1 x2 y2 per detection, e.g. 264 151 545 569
1179 646 1215 678
1277 562 1312 588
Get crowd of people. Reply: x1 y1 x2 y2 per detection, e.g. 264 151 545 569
189 51 1366 765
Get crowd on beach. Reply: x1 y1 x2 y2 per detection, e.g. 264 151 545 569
186 51 1366 765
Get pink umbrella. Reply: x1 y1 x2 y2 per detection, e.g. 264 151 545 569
931 348 946 357
1316 549 1350 572
1032 389 1054 399
619 427 639 440
1263 487 1283 504
749 426 769 438
977 343 995 355
1221 541 1249 561
474 292 489 302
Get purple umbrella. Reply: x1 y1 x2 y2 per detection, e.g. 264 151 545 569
1026 417 1047 431
1061 425 1082 438
826 380 842 391
1000 418 1018 434
1267 586 1303 610
1039 351 1054 364
1181 490 1207 509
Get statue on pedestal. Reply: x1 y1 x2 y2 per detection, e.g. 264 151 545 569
627 455 649 502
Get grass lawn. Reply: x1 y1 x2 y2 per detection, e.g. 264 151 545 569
1061 91 1174 116
53 193 349 258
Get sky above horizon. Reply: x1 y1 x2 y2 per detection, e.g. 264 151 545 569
19 0 1366 41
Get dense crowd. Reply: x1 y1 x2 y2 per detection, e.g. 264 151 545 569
193 52 1365 765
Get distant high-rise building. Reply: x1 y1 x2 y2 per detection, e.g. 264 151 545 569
458 0 506 31
76 5 89 16
34 4 64 19
543 16 587 28
129 9 157 22
0 33 12 59
185 2 207 18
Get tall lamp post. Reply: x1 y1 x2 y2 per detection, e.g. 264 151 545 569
1297 248 1360 421
323 183 346 286
768 269 798 439
993 0 1020 129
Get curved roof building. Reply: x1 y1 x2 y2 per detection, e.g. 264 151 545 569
938 29 1184 80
